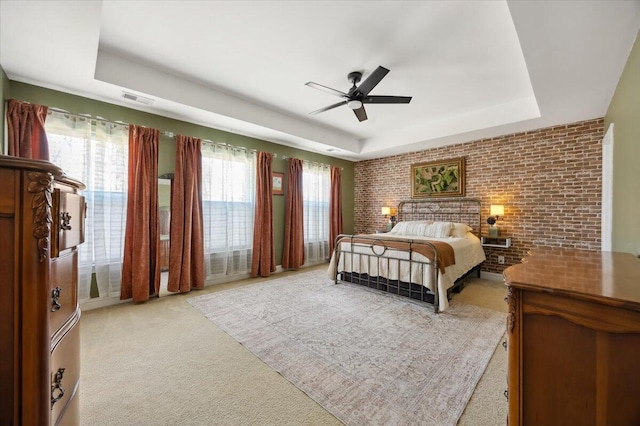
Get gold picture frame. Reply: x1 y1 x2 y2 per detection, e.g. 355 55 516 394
411 157 465 198
272 172 284 195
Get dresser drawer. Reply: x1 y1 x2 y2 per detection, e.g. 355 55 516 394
52 189 85 257
51 322 80 426
50 252 78 335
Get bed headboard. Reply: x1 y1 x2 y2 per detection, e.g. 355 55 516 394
397 198 482 236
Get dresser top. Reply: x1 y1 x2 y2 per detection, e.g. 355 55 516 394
0 155 85 189
503 247 640 310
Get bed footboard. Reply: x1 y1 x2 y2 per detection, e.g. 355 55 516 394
330 234 441 312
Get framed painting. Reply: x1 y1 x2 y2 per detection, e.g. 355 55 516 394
272 172 284 195
411 157 465 198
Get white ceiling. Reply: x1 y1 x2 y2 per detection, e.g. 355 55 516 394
1 1 639 161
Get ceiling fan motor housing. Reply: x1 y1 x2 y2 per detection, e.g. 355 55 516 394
348 71 362 86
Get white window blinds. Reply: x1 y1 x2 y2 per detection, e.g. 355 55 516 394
45 111 129 301
201 144 256 279
303 163 330 262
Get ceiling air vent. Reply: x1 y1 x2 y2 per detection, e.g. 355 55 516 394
121 91 154 105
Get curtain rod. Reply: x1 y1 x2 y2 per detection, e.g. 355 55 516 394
282 155 339 170
199 137 260 154
47 107 276 157
48 107 130 128
46 108 346 167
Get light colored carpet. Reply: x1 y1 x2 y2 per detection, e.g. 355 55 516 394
79 265 508 425
188 270 505 426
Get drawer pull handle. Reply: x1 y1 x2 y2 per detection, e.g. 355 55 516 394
61 212 72 231
51 368 66 408
51 286 62 312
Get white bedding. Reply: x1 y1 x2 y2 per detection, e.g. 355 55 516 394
327 233 486 312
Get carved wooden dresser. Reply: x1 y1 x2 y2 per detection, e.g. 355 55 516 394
0 155 86 425
503 247 640 426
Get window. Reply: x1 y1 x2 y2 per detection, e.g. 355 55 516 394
201 144 256 278
45 112 129 301
303 163 330 262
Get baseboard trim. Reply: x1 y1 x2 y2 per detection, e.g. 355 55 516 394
480 271 504 282
81 296 130 311
81 260 330 311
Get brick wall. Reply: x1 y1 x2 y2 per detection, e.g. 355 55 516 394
354 118 604 274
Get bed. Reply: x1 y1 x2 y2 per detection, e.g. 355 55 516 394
328 198 486 312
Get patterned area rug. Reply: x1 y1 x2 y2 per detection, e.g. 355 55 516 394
188 270 505 426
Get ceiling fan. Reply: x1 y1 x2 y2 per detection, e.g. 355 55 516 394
305 66 412 122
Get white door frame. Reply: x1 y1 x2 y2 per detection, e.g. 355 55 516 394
601 123 614 251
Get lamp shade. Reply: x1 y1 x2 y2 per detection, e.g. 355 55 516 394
381 206 391 215
490 205 504 216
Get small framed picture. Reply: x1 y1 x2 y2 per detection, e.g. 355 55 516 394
272 172 284 195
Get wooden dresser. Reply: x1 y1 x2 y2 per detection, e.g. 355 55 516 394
0 156 86 425
503 247 640 426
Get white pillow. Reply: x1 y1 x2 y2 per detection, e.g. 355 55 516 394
422 222 453 238
450 222 472 238
389 220 433 235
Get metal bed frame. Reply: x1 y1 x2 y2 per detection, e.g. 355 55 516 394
332 198 482 313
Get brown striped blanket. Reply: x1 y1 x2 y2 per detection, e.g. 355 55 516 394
333 235 455 274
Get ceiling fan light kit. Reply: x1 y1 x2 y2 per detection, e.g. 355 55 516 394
347 100 363 110
305 65 412 122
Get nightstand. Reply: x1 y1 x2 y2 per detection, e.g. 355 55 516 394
481 235 512 248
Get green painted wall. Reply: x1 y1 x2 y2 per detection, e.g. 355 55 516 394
0 66 9 145
9 81 355 264
605 29 640 255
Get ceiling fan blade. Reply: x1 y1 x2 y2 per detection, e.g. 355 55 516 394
309 100 347 115
353 105 368 122
354 66 390 96
362 95 412 104
305 82 348 98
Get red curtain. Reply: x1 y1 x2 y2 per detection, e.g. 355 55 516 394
281 158 304 269
329 166 343 255
121 125 161 302
6 99 50 160
168 135 205 293
251 151 276 277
